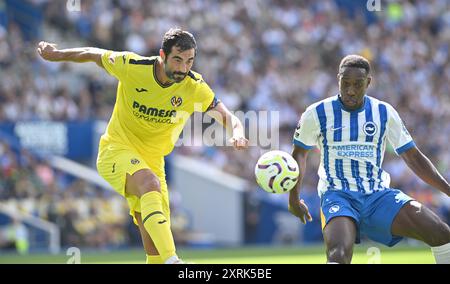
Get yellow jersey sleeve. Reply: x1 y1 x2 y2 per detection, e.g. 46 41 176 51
101 50 131 80
194 76 216 112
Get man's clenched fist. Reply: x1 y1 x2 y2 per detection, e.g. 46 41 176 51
37 41 60 61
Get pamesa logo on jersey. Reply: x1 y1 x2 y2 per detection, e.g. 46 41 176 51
171 96 183 107
132 101 177 124
363 121 377 136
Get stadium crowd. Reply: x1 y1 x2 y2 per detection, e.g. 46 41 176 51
0 139 132 249
0 0 449 249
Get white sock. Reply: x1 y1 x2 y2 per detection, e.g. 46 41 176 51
431 242 450 264
164 255 182 264
327 262 339 264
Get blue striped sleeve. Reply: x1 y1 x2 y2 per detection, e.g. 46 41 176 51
395 140 416 155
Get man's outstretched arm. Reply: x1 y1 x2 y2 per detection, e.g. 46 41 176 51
206 101 248 150
401 146 450 196
37 41 105 67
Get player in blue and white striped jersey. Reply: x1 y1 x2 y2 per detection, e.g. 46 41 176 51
289 55 450 264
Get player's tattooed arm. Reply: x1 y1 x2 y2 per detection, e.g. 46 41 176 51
37 41 105 67
401 146 450 196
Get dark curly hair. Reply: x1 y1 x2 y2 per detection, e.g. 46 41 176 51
161 28 197 57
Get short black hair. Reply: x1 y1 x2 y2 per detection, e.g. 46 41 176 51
161 28 197 56
339 54 371 75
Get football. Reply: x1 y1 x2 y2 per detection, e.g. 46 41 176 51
254 150 300 194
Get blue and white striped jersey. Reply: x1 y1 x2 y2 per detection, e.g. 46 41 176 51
293 95 415 197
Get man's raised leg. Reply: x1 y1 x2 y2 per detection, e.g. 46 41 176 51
391 201 450 264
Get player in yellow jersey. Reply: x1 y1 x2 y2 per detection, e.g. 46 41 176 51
37 28 248 264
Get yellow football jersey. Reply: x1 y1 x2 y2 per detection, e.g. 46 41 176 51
100 50 216 156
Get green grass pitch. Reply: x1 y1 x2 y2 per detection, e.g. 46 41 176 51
0 244 434 264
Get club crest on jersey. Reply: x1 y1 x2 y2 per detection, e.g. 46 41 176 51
329 205 340 214
363 121 377 136
130 158 140 165
171 96 183 107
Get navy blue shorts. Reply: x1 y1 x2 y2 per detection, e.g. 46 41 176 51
320 188 413 247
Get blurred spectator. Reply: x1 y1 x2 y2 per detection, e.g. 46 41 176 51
0 217 29 254
0 139 131 249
